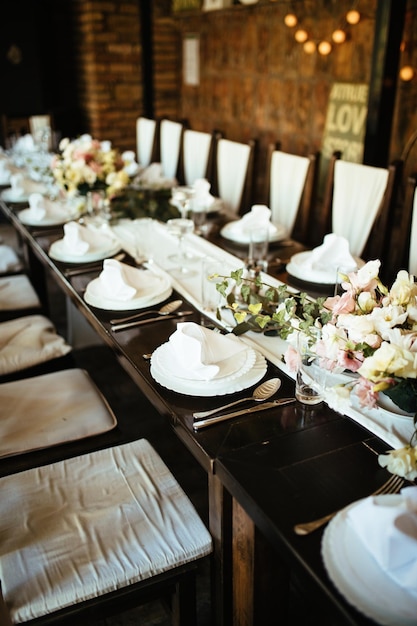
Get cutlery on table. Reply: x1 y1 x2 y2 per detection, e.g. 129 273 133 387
64 252 126 277
193 397 296 431
111 310 194 331
193 378 282 420
110 299 183 325
293 474 405 536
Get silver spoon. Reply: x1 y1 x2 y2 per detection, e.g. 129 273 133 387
193 378 282 420
110 299 183 325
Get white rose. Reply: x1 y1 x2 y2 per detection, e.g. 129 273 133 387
378 446 417 480
389 270 417 305
370 304 408 335
336 312 375 343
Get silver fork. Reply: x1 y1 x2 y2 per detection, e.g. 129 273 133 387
294 474 404 536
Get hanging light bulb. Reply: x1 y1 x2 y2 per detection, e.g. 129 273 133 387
294 29 308 43
303 40 316 54
318 40 332 55
332 29 346 44
346 9 360 25
400 65 415 81
284 13 298 28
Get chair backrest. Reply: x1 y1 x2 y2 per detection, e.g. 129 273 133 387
159 118 184 180
267 143 319 241
213 138 255 215
136 116 158 167
323 158 399 259
182 128 216 186
401 172 417 276
29 114 53 150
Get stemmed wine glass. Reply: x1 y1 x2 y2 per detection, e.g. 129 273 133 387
166 218 196 277
170 186 195 219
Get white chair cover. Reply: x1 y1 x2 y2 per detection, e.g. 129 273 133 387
409 185 417 276
0 368 116 458
269 150 310 233
160 119 183 179
332 160 389 258
136 117 157 167
0 439 212 623
216 139 251 214
183 129 212 185
0 245 21 274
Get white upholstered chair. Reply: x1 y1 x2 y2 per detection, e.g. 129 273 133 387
267 143 318 242
213 138 255 215
182 129 217 186
0 438 212 625
136 116 158 167
159 119 185 180
322 157 400 259
408 175 417 275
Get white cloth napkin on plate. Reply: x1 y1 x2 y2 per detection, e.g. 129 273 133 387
28 193 48 221
304 233 357 272
228 205 278 236
347 486 417 599
9 173 46 198
191 178 215 211
137 163 176 189
97 259 137 301
168 322 247 381
62 222 90 255
13 134 36 153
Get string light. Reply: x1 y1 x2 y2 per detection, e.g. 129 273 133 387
294 28 308 43
332 29 346 44
284 13 297 27
346 9 361 25
318 40 332 55
282 3 362 56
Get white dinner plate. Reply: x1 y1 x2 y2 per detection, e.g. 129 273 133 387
18 206 77 227
84 266 172 311
322 501 417 626
151 346 266 396
287 251 364 285
49 237 121 264
220 221 287 244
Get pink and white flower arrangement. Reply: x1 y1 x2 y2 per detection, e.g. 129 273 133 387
51 134 134 198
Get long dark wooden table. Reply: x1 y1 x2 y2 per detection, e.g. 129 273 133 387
0 200 399 626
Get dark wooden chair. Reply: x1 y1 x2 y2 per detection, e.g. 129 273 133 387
212 137 256 216
266 142 319 244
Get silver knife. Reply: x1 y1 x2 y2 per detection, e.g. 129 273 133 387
193 397 296 430
111 311 193 331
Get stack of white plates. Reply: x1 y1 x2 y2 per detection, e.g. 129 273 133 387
150 342 267 396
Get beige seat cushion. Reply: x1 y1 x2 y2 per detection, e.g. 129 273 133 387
0 368 117 458
0 439 212 623
0 275 40 310
0 245 22 274
0 314 71 375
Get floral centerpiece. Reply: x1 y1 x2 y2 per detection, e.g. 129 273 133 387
51 134 132 198
216 261 417 480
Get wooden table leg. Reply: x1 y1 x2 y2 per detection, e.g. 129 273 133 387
208 473 233 626
233 498 290 626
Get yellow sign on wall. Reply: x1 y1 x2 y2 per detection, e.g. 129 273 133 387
322 82 369 164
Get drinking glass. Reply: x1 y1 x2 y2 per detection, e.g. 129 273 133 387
246 226 269 274
166 218 196 276
295 330 328 405
170 186 195 219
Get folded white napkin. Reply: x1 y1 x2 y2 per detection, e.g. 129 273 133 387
347 486 417 599
168 322 247 380
62 222 90 256
137 162 176 189
191 178 215 211
305 233 357 272
98 259 137 301
9 173 46 198
122 150 140 177
28 193 48 221
13 134 36 153
228 205 278 235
